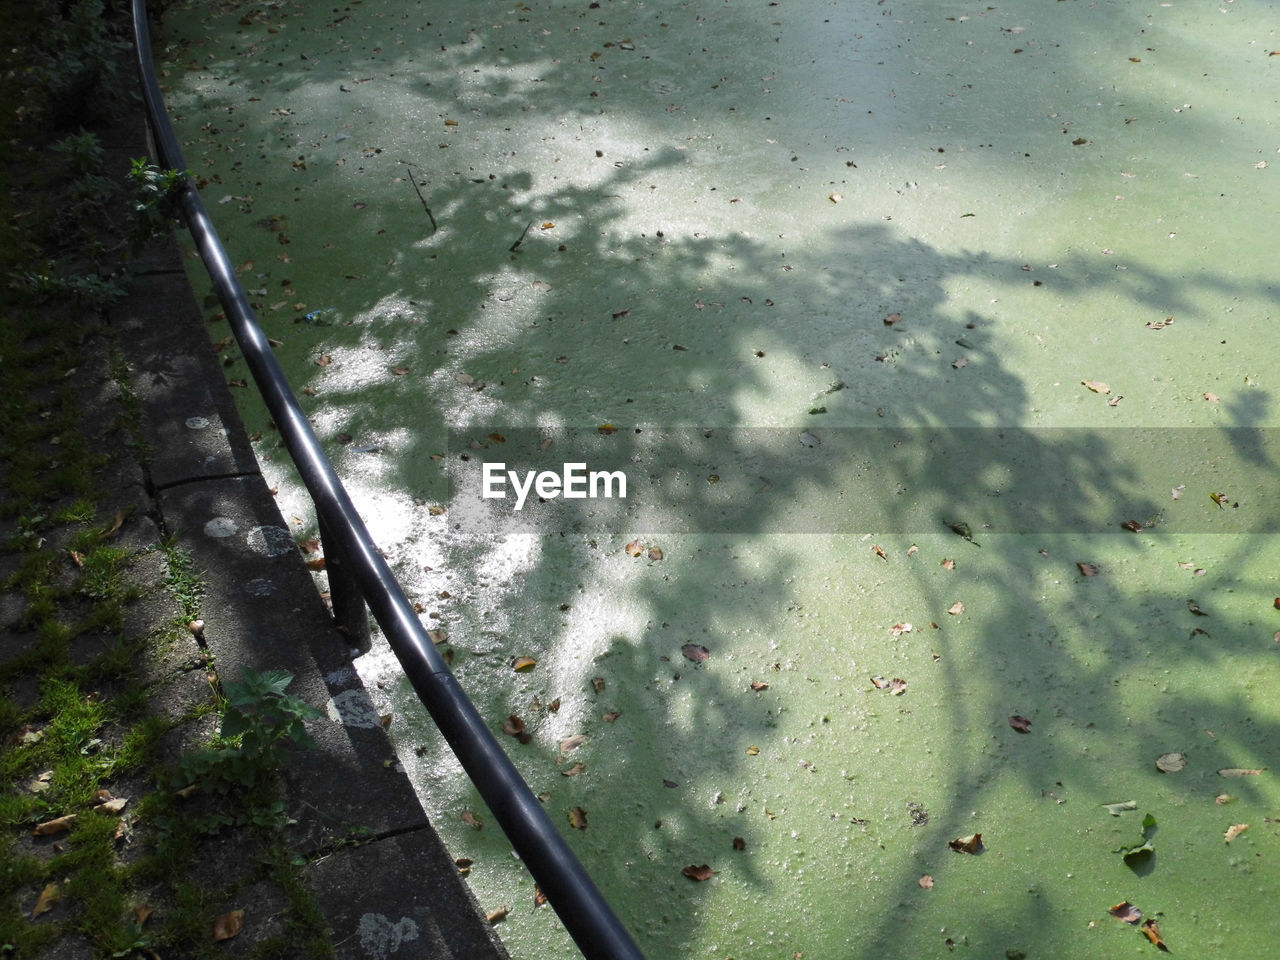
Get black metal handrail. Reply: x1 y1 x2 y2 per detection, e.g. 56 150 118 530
129 4 645 958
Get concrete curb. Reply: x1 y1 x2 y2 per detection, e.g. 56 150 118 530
108 115 509 960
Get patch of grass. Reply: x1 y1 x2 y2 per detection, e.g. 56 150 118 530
77 544 135 602
161 538 205 623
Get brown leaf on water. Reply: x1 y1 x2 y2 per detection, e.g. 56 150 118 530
1082 380 1111 394
1188 599 1208 616
682 864 715 881
512 656 537 672
1215 793 1235 804
597 422 618 435
872 544 888 561
562 762 586 777
1077 562 1099 576
682 643 710 663
949 833 984 854
919 874 934 889
461 809 483 829
1141 919 1169 951
602 711 621 723
883 313 902 326
733 836 747 851
427 628 448 644
750 681 769 691
1121 519 1142 532
591 677 607 693
391 365 411 376
1225 823 1250 842
1156 752 1187 773
947 601 965 616
559 734 587 752
534 885 547 907
1204 392 1220 403
212 910 244 942
647 546 664 561
1110 901 1143 924
315 355 332 367
1009 715 1032 733
564 806 589 831
305 557 326 571
891 622 913 636
624 540 644 557
746 745 760 756
487 907 509 924
941 558 956 570
33 814 76 836
503 714 531 743
32 882 60 918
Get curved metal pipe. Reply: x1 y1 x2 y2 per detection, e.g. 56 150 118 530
129 4 645 958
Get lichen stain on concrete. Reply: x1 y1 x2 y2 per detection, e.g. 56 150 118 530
357 913 420 959
327 688 383 728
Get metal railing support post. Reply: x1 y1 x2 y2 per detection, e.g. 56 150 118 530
317 511 371 654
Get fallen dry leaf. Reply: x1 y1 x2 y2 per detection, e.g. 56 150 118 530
1082 380 1111 394
1225 823 1250 842
568 806 588 830
746 745 760 756
1110 901 1143 924
1156 752 1187 773
32 882 60 918
749 681 769 691
559 734 587 752
647 546 664 561
1204 392 1220 403
95 797 128 814
212 910 244 942
135 903 153 925
682 864 716 881
503 715 531 743
1218 768 1265 777
919 874 934 889
1141 919 1169 951
624 540 643 556
891 622 913 636
562 763 586 777
1215 794 1235 804
1009 715 1032 733
602 711 621 723
872 544 888 561
949 833 984 854
461 809 483 830
947 601 965 616
733 836 747 851
487 907 509 924
512 656 537 672
33 814 76 836
941 558 956 570
682 643 710 663
1077 562 1099 576
883 313 902 326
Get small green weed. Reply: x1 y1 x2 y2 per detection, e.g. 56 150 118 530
169 669 320 833
52 129 104 177
128 159 189 251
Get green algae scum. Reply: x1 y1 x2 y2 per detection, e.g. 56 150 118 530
159 1 1280 956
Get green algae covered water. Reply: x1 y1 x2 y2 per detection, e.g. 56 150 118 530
158 1 1280 956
